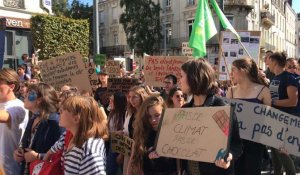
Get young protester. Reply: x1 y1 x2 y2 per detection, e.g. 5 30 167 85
94 70 110 114
122 86 149 174
17 65 31 82
268 52 298 175
13 83 62 175
0 68 29 175
166 86 185 108
285 58 298 74
127 96 177 175
180 59 242 175
17 81 29 101
44 96 109 174
226 58 271 175
106 92 127 175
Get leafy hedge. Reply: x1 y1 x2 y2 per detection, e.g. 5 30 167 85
31 15 89 60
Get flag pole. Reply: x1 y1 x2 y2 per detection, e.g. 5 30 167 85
238 40 253 60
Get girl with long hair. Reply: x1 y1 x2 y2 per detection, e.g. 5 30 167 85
107 92 127 175
122 86 149 175
44 96 109 174
13 83 62 175
268 52 298 175
127 96 177 175
166 86 185 108
226 58 271 175
180 59 242 175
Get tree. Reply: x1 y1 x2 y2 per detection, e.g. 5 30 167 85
120 0 162 55
52 0 68 16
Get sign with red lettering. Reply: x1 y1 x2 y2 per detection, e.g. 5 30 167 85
106 60 120 77
155 106 231 162
144 56 190 87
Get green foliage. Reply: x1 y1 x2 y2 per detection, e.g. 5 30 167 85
52 0 68 16
120 0 162 55
31 15 89 60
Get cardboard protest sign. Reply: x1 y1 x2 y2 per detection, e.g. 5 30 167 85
84 62 98 90
182 42 193 57
155 106 231 162
223 98 300 157
39 52 92 92
144 56 189 87
106 60 120 77
107 78 139 93
111 132 134 156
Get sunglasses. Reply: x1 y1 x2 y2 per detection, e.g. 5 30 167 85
287 66 297 69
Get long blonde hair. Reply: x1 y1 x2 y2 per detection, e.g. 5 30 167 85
131 96 165 173
127 86 149 115
61 96 109 147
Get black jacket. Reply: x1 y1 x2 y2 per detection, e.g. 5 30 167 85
182 94 243 175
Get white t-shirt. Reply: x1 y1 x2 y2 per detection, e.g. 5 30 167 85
0 98 29 175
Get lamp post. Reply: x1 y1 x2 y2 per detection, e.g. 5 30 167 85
93 0 100 55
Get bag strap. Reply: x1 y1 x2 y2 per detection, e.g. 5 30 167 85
64 130 73 149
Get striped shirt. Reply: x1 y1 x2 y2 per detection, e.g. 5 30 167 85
51 132 106 175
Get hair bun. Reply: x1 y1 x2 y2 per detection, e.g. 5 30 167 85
280 52 287 60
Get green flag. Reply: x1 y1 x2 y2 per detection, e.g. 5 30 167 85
189 0 217 58
211 0 240 39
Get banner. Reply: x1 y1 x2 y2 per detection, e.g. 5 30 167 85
107 78 139 93
84 62 98 90
155 106 231 162
144 56 189 87
223 98 300 157
39 52 92 92
111 132 134 156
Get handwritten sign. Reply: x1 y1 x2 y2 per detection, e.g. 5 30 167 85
223 98 300 157
182 42 193 57
108 78 139 93
106 60 120 77
84 62 98 90
39 52 92 92
144 56 189 87
111 132 134 156
155 106 231 162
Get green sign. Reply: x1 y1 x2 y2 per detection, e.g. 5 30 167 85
94 54 106 66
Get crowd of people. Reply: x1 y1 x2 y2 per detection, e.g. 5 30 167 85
0 50 299 175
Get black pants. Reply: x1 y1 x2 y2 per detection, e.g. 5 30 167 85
235 140 265 175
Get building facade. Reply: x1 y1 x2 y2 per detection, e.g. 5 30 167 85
0 0 51 69
98 0 297 65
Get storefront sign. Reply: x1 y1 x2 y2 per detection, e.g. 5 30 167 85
0 17 31 29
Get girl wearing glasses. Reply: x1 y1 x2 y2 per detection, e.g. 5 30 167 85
285 58 298 75
166 87 185 108
13 83 62 175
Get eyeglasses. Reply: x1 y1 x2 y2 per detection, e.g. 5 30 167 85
175 95 184 98
287 66 297 69
163 81 172 84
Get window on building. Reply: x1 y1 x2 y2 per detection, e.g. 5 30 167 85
165 23 172 44
225 15 234 26
100 11 105 25
166 0 171 7
113 34 118 46
112 7 118 23
188 19 194 37
4 0 24 8
100 35 104 47
5 31 14 56
187 0 195 6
